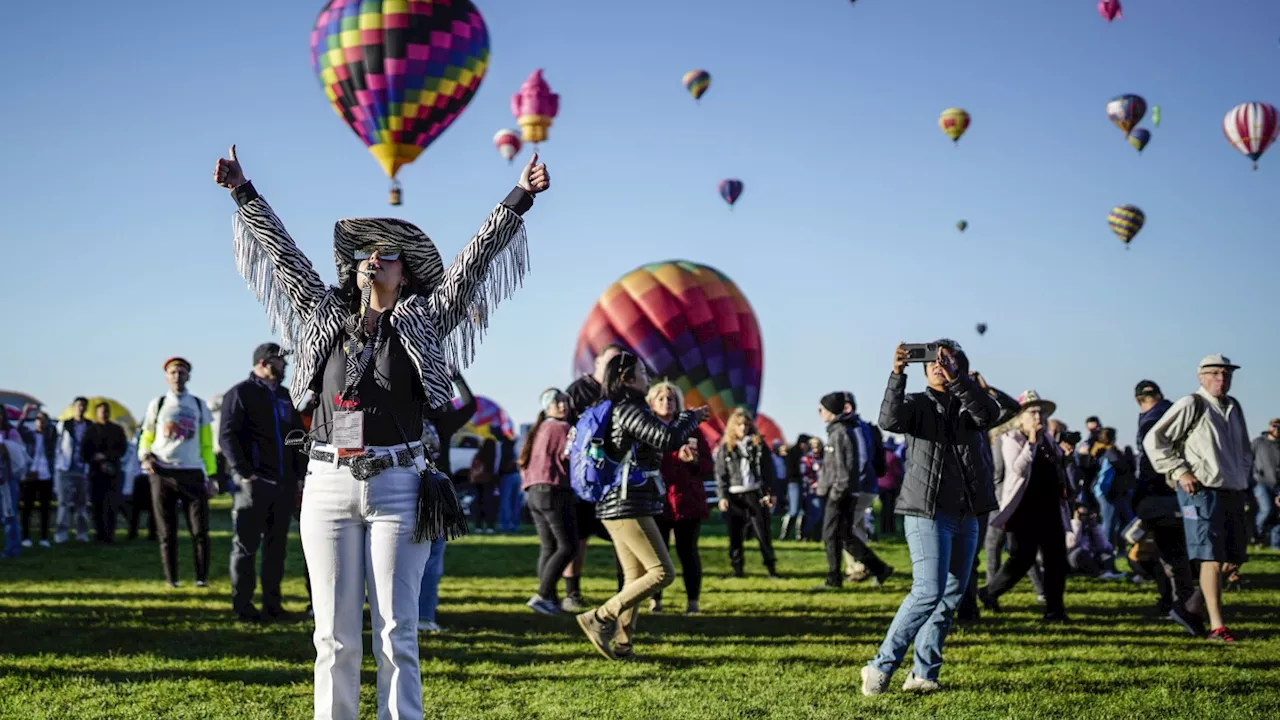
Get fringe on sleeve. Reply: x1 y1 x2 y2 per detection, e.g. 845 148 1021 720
233 212 304 349
438 221 529 370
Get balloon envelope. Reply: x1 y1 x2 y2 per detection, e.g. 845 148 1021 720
956 220 968 232
0 390 42 411
1223 102 1279 169
1106 94 1147 136
719 179 744 206
572 260 764 445
939 108 970 143
755 413 785 449
1128 128 1151 153
1108 204 1145 245
56 397 138 437
493 129 521 163
976 323 987 336
451 395 511 442
682 69 711 101
309 0 490 180
1098 0 1122 22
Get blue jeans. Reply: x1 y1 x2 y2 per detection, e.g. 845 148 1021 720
498 473 523 532
869 513 978 681
785 482 803 519
1095 491 1133 548
1252 484 1280 548
417 536 446 622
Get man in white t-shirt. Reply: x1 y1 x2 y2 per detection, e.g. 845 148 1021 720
138 356 218 588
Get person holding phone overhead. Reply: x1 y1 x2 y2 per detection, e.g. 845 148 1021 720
862 340 1000 696
214 144 550 719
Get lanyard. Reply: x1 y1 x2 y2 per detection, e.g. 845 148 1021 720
337 320 384 409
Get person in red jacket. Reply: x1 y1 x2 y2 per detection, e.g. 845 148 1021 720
646 381 712 615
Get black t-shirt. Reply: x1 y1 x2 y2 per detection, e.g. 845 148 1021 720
1010 442 1062 528
313 325 425 448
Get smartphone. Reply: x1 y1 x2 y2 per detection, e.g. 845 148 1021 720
901 343 940 364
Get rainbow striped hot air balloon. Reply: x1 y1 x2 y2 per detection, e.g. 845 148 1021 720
1106 94 1147 137
683 69 711 102
309 0 490 206
939 108 970 144
573 260 763 446
1223 102 1279 171
1108 204 1145 249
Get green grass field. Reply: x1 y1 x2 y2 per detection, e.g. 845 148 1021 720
2 498 1278 719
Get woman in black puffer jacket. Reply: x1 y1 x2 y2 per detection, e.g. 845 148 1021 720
575 352 707 661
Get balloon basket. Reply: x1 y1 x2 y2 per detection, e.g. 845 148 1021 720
389 180 402 206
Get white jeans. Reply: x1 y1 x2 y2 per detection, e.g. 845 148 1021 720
301 458 431 720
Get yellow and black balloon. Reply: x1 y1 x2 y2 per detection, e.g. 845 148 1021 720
1108 204 1144 249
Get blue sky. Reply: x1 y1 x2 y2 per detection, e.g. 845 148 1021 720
3 0 1278 445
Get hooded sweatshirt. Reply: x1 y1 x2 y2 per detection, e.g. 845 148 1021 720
1133 398 1173 508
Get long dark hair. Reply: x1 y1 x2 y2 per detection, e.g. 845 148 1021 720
786 433 812 478
518 388 565 470
602 352 644 405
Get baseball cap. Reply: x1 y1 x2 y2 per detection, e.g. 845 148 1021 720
1198 353 1240 372
1134 380 1162 397
162 356 191 371
253 343 289 365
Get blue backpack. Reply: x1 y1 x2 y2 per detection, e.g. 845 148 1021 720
569 401 639 503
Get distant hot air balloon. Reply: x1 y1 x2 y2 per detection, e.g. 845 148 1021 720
451 395 513 442
1152 106 1161 127
975 323 987 336
1098 0 1122 22
511 69 560 145
309 0 490 206
719 179 744 208
493 129 521 164
1106 94 1147 136
1223 102 1279 171
755 413 786 449
573 260 763 446
956 220 968 232
1128 128 1151 153
683 69 711 102
939 108 971 144
1108 204 1145 248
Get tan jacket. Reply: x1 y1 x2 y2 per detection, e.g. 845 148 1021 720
1143 388 1252 491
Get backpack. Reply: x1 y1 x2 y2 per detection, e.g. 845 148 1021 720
568 400 639 503
153 394 206 427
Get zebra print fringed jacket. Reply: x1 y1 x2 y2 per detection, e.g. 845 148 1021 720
228 182 533 410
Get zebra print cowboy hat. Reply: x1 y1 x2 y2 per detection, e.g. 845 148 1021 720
332 218 445 296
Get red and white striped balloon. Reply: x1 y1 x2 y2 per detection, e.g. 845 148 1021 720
1223 102 1279 170
493 128 522 164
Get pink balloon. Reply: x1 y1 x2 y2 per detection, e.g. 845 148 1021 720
510 69 559 120
1098 0 1122 22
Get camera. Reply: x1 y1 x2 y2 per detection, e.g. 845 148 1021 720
1056 430 1082 447
901 343 940 364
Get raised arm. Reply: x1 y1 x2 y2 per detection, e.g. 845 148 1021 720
950 373 1001 429
879 372 920 434
426 154 550 369
215 146 327 345
614 403 702 455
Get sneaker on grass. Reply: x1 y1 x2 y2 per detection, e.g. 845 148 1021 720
860 665 891 697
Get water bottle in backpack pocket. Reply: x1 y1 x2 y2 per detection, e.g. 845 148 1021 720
568 401 639 502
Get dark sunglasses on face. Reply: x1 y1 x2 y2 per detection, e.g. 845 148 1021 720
354 247 402 261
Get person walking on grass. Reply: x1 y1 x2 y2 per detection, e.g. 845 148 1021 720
862 341 1000 696
575 352 708 661
714 408 781 579
139 357 218 588
520 388 578 615
1143 354 1253 644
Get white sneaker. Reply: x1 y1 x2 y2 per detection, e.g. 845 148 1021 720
861 665 891 697
38 540 51 548
21 539 32 548
419 620 443 633
902 673 942 693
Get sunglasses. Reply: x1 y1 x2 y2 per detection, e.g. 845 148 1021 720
353 247 402 261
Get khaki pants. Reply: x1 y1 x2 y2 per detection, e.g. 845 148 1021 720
599 516 675 653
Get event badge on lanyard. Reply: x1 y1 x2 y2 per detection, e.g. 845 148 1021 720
334 321 382 458
332 409 365 458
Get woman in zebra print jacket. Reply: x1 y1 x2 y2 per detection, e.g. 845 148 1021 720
214 145 549 720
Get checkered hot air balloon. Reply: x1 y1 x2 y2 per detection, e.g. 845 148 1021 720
572 260 764 447
309 0 491 205
939 108 970 145
1108 204 1145 249
1106 94 1147 137
1223 102 1279 171
683 69 711 102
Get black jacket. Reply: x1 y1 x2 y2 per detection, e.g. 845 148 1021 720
596 397 700 520
220 374 305 483
1133 398 1174 508
879 372 1002 519
424 373 475 475
817 418 858 498
714 436 777 501
81 422 127 477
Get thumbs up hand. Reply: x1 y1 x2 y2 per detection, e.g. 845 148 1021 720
214 144 247 189
518 152 550 195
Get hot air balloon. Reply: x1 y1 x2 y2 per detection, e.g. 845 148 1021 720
1098 0 1122 22
1152 106 1161 127
1128 128 1151 153
719 179 744 208
511 69 559 145
573 260 763 446
975 322 988 336
309 0 490 206
1108 205 1145 248
56 397 138 437
1106 94 1147 137
939 108 970 144
451 395 513 442
493 129 521 164
1223 102 1279 171
682 69 711 102
956 220 968 232
755 413 786 449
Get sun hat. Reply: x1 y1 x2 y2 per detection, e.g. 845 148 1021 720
1198 353 1240 372
1016 389 1056 417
